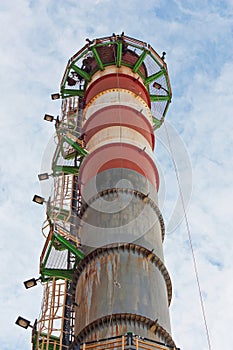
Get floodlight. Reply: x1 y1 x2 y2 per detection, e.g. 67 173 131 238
153 82 168 94
15 316 32 329
153 82 162 90
23 278 40 289
51 93 60 100
38 173 49 181
44 114 54 122
67 76 77 86
32 195 45 205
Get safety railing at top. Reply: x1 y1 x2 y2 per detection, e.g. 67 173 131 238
60 33 172 130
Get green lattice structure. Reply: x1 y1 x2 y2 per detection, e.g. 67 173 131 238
60 33 172 129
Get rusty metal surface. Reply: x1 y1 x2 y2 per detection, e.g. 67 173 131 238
80 168 158 204
78 188 165 257
73 314 175 347
73 244 172 339
72 243 172 305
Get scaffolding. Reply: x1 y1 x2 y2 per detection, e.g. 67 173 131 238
33 278 74 350
33 95 86 349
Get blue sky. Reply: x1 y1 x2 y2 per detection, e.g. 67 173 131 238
0 1 232 349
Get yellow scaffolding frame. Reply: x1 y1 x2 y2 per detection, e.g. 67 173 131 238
35 277 74 350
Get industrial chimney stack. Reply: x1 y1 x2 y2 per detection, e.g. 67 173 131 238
23 34 177 350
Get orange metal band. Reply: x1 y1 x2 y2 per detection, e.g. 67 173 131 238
79 143 159 193
84 73 151 107
82 105 155 149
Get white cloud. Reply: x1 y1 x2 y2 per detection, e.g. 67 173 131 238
0 0 232 349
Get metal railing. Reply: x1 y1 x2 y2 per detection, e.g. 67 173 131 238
33 278 75 350
73 334 179 350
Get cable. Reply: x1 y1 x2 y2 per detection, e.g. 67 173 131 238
163 122 212 350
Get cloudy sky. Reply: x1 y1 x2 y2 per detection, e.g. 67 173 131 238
0 0 232 349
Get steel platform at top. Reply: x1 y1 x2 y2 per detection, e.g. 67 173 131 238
60 33 172 129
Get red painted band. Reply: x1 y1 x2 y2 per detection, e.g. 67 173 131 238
79 143 159 193
84 73 151 107
83 105 154 149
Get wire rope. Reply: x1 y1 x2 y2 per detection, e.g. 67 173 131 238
163 122 212 350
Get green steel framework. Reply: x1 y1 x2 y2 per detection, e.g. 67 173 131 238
60 34 172 129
